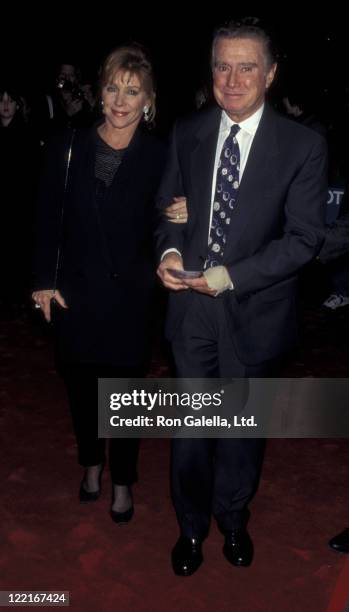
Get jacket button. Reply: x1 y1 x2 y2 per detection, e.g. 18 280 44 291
110 272 118 280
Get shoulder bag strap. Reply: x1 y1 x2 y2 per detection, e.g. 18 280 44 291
53 128 76 291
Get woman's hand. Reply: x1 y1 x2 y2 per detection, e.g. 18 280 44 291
31 289 68 323
164 197 188 224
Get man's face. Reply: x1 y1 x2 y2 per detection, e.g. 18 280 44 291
58 64 77 84
212 37 277 122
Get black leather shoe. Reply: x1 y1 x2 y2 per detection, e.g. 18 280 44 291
171 536 203 576
329 528 349 553
110 505 134 524
223 529 253 567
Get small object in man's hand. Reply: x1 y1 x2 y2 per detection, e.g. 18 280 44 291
167 268 203 279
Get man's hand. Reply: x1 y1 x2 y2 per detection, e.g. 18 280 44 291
182 276 217 296
157 253 188 291
164 197 188 224
31 289 68 323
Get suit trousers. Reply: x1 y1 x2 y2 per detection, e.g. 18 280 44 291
171 291 278 539
61 362 143 485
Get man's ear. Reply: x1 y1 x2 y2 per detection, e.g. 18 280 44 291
266 63 277 90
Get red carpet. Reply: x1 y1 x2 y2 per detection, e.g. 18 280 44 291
327 559 349 611
1 309 349 611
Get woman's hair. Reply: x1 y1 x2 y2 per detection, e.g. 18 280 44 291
99 43 156 123
0 85 22 107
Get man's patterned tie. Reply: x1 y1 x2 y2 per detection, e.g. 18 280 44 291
206 124 240 268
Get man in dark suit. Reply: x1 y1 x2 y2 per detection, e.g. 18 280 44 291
156 20 328 576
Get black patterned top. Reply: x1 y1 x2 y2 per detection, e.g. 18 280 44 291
95 133 126 187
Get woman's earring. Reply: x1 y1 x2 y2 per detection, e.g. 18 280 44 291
143 105 150 122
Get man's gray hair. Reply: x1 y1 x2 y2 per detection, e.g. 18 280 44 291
212 19 277 72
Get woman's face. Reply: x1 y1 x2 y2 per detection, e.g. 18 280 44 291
101 70 150 133
0 92 18 124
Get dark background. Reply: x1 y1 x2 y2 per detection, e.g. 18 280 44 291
2 9 348 129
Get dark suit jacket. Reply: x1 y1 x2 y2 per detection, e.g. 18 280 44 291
156 104 328 365
33 125 166 366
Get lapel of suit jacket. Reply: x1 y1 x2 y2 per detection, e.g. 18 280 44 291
71 127 96 218
224 104 279 251
72 128 113 268
189 106 221 250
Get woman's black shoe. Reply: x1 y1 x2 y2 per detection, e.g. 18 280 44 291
110 505 134 524
79 481 101 503
79 464 103 504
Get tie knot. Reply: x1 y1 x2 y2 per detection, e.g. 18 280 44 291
230 124 240 137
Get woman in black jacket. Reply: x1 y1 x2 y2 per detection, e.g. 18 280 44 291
32 44 167 523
